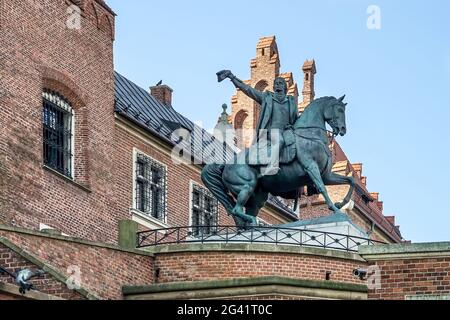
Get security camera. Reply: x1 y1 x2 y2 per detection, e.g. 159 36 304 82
353 268 368 280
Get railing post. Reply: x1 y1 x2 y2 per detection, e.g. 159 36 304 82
118 219 139 249
226 227 228 243
300 230 302 247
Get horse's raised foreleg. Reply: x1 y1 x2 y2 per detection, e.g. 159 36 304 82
302 161 342 214
322 172 355 209
233 184 258 225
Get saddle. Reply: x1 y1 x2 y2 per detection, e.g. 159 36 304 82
235 127 297 167
280 127 296 164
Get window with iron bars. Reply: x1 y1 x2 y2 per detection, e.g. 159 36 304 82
42 90 74 178
191 184 218 237
134 153 167 221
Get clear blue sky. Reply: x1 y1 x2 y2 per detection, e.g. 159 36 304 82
108 0 450 243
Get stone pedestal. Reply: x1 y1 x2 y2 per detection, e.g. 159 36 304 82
281 213 369 239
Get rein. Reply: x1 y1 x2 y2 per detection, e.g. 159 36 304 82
294 126 336 145
295 126 336 136
293 100 341 144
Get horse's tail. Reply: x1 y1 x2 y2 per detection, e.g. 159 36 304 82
201 164 235 214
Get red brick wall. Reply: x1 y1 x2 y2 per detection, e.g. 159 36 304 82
368 257 450 300
258 208 291 226
300 195 332 220
0 0 118 242
0 229 154 300
0 292 25 300
154 251 366 285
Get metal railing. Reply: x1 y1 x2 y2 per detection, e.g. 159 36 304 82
137 225 385 252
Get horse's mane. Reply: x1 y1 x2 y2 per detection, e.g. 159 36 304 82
296 97 336 124
305 96 336 109
298 96 337 120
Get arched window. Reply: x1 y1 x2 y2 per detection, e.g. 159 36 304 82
234 110 248 130
234 110 248 149
42 89 74 178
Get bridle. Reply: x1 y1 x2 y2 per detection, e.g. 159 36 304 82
296 105 341 138
293 126 336 148
293 101 343 144
295 126 337 137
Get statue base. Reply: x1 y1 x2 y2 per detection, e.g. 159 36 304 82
281 212 369 238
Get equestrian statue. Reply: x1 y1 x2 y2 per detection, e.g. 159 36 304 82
201 70 355 229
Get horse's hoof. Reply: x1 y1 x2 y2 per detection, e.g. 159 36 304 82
232 207 242 217
334 202 344 209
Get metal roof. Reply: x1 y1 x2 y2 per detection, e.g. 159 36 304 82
114 71 235 165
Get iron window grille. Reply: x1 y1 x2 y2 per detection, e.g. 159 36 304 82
135 153 167 221
42 90 74 178
191 184 218 237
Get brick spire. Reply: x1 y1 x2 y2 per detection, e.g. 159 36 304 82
299 60 317 112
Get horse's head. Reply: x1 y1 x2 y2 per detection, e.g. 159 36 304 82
324 95 347 137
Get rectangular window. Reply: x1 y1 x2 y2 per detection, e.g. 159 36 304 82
134 152 167 221
191 184 218 237
42 90 73 178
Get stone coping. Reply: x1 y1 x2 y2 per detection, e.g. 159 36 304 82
123 276 368 296
144 242 366 262
0 237 99 300
0 282 65 300
0 224 153 257
359 242 450 260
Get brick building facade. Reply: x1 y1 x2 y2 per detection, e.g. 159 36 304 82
1 0 448 300
0 0 117 242
0 0 295 245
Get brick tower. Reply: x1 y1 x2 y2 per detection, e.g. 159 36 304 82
0 0 118 241
299 60 317 112
230 36 310 148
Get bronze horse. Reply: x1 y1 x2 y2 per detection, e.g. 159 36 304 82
201 96 354 229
